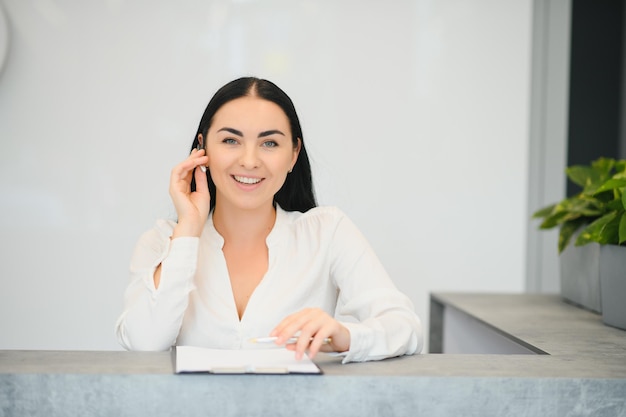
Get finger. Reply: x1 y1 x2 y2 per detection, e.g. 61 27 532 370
289 312 328 360
194 159 209 191
271 309 314 344
181 148 207 169
171 160 195 185
170 165 193 196
296 316 331 359
292 326 316 360
269 311 300 339
184 151 208 173
191 167 211 217
307 323 334 359
169 152 208 217
171 153 208 188
190 153 209 179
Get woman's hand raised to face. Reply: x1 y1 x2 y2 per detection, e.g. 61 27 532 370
169 148 210 238
270 308 351 360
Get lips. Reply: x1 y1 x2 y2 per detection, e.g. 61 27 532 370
233 175 262 185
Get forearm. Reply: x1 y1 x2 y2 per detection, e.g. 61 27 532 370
337 289 423 363
340 311 422 363
116 237 199 351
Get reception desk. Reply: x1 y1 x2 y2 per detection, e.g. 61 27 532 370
2 293 625 417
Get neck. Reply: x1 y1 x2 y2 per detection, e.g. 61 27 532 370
213 202 277 245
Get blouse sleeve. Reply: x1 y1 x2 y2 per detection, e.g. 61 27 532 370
115 220 198 351
329 212 423 363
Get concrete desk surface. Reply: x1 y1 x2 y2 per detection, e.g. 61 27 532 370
2 293 626 417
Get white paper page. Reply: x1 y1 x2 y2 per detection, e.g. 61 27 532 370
175 346 320 374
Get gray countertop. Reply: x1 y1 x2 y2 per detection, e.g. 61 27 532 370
429 292 626 377
2 293 625 417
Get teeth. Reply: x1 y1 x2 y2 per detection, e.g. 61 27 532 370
234 175 261 185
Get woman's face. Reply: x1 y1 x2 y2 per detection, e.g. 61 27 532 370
204 95 300 212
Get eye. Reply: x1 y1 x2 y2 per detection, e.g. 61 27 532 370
222 138 238 145
262 140 278 148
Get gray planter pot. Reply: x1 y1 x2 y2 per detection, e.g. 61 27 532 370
560 240 626 329
560 240 602 313
599 244 626 330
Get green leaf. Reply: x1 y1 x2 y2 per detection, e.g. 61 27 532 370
539 211 570 229
576 211 620 246
535 196 604 229
566 166 600 190
556 196 603 217
594 178 626 194
607 199 625 211
614 160 626 174
532 204 556 219
619 212 626 245
567 158 617 194
558 219 587 253
591 157 615 171
533 158 626 250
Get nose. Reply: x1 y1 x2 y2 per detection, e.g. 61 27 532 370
238 143 260 169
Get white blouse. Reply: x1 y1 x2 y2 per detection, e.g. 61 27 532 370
115 206 423 363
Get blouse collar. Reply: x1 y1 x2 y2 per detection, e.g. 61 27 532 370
204 205 289 249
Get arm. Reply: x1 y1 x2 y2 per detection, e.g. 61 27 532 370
271 209 423 363
116 147 210 350
330 213 423 363
115 222 199 351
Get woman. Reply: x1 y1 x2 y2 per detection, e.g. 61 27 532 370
115 77 423 363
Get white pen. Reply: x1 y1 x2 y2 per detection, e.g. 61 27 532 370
249 336 332 345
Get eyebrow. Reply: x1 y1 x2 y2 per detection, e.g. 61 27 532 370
217 127 285 138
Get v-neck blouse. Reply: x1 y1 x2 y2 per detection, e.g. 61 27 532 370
115 206 423 363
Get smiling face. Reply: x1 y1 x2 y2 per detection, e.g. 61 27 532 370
203 95 300 213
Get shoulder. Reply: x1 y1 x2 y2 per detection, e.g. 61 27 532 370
135 219 177 248
129 219 178 266
146 219 178 238
281 205 348 228
276 206 365 243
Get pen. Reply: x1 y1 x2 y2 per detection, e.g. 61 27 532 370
249 336 332 345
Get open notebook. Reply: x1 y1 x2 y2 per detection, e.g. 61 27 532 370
175 346 321 374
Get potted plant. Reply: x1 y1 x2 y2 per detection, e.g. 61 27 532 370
533 157 626 330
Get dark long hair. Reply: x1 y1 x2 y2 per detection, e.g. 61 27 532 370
190 77 317 212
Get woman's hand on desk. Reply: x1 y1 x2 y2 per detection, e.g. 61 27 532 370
270 308 351 360
169 148 210 238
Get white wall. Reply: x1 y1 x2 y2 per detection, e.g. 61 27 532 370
0 0 532 351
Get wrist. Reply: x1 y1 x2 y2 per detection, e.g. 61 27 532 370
172 220 203 238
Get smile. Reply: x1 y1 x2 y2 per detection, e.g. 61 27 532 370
233 175 262 185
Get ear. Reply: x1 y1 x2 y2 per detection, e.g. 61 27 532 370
291 138 301 168
198 134 209 167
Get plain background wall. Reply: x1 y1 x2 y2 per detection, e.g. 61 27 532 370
0 0 531 351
